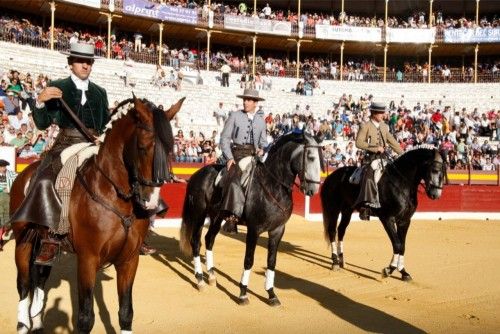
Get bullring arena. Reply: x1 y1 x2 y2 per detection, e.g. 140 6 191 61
1 0 500 333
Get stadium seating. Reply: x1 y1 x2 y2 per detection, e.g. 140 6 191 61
1 41 498 138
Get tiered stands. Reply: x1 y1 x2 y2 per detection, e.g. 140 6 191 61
1 41 499 139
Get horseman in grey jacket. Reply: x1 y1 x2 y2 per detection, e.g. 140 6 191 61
219 88 267 233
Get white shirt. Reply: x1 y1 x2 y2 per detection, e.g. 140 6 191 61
71 73 89 105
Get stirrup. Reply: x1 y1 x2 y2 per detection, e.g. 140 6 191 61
34 238 61 266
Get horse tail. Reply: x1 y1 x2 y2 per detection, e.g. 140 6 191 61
179 198 194 256
179 166 215 256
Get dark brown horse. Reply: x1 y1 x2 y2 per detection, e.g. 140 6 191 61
10 96 183 333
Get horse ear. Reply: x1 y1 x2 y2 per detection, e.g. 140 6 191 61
315 131 325 144
131 91 136 100
165 97 185 121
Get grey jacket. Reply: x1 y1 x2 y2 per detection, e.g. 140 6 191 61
220 109 267 160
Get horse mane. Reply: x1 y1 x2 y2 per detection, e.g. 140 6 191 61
267 131 306 155
397 144 437 159
97 101 135 143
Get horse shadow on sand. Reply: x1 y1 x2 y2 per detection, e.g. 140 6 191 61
42 253 116 333
148 227 424 334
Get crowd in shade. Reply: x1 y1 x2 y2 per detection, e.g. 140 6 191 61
1 65 499 171
1 13 499 84
147 0 499 29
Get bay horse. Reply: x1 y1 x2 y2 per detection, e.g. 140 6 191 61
179 132 323 306
320 146 445 281
10 96 183 333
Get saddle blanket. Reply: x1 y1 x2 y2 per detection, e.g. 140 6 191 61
54 143 99 234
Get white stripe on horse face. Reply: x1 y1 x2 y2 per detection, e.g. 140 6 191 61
265 269 275 291
206 250 214 271
241 269 251 286
193 256 202 274
18 296 31 333
144 187 161 210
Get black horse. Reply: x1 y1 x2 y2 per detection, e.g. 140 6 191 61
180 132 323 306
320 146 445 281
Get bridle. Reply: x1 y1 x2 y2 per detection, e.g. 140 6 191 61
423 159 445 192
297 142 323 188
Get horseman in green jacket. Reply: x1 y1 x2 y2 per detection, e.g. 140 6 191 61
10 43 110 265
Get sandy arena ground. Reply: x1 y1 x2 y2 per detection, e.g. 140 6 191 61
1 215 499 333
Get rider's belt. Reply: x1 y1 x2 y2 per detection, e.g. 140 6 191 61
57 128 98 144
231 144 255 162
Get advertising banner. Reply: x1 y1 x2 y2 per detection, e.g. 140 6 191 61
387 28 436 43
224 15 291 36
64 0 101 8
315 25 381 42
123 0 198 25
444 28 500 43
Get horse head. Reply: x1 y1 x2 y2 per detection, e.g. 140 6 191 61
395 146 445 200
291 132 323 196
422 149 445 200
107 95 184 210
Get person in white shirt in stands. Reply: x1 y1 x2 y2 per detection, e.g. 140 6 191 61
262 3 272 19
482 156 496 171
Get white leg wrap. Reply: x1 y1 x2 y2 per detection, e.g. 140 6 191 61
17 296 31 332
193 256 202 274
265 269 275 291
390 254 399 267
331 242 337 256
206 250 214 271
30 287 45 318
31 313 43 331
338 241 344 254
241 269 251 286
397 255 405 271
121 330 133 334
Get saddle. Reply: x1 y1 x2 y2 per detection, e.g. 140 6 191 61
53 143 99 234
215 156 256 189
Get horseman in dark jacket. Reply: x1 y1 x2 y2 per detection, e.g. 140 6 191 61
219 88 267 233
354 102 403 220
10 43 110 265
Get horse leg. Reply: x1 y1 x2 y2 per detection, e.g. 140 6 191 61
204 215 222 286
30 264 52 333
380 217 402 279
115 255 140 333
238 229 259 305
265 224 286 307
76 257 98 334
335 209 352 270
15 231 34 334
396 222 412 281
324 205 340 270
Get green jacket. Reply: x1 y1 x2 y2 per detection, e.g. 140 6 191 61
32 77 109 134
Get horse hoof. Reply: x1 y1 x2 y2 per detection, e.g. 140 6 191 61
401 271 413 282
268 297 281 307
207 269 217 286
402 274 413 282
332 264 340 271
208 276 217 286
238 296 249 305
382 267 391 278
197 281 207 291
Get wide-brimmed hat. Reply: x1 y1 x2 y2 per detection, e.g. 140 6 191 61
0 159 9 167
236 88 265 101
370 102 387 114
61 43 97 60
